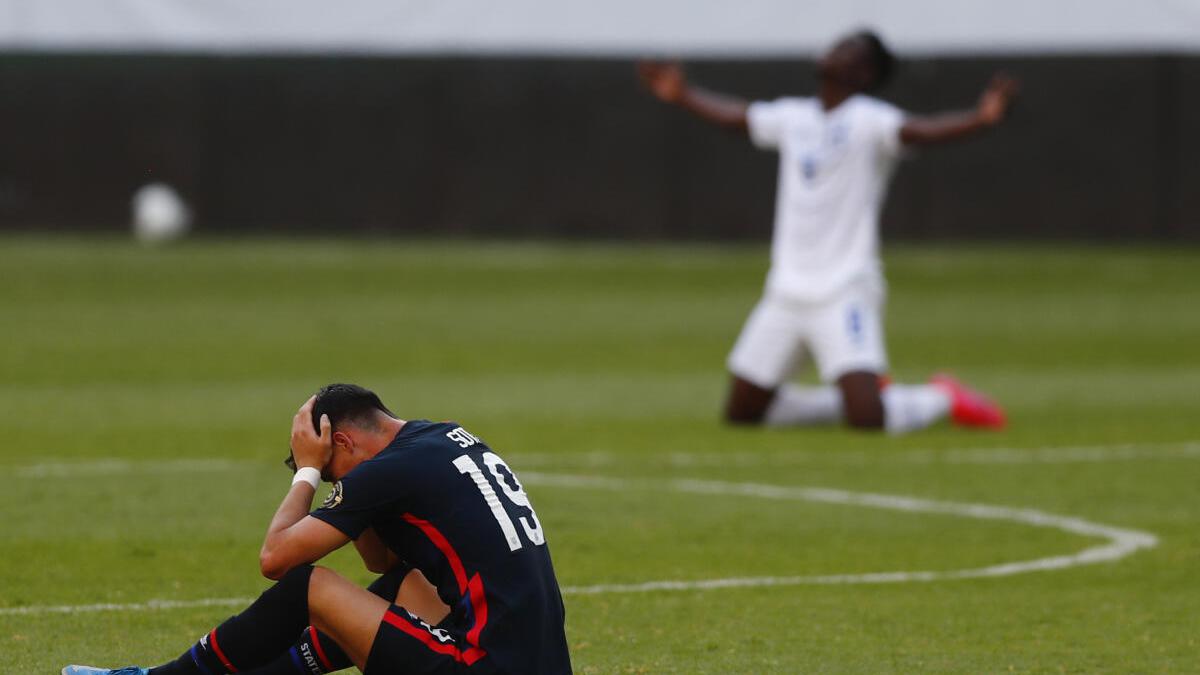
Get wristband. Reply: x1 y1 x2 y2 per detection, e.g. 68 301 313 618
291 466 321 491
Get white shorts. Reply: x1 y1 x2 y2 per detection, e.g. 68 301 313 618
727 285 889 387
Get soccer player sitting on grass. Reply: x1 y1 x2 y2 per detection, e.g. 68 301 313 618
639 30 1017 433
65 384 572 675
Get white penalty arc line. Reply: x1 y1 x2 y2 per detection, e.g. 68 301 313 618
0 474 1158 616
524 473 1159 594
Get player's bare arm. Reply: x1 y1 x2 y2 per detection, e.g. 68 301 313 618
638 61 749 132
353 527 450 623
259 396 350 579
353 526 397 573
397 568 452 624
899 73 1019 146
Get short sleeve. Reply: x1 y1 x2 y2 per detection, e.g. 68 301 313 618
746 99 789 150
310 469 387 540
869 101 906 158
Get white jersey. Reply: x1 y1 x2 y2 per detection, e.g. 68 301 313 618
747 94 906 302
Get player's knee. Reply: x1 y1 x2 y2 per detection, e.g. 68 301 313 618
724 404 766 425
309 565 345 591
306 566 353 623
842 390 885 429
261 545 317 579
249 563 316 622
844 407 885 430
838 373 885 430
278 563 316 589
724 377 773 425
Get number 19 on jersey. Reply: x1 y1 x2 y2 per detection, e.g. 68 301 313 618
453 451 546 552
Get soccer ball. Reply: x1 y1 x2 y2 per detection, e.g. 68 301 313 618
132 182 191 244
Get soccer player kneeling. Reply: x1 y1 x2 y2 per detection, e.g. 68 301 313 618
639 31 1015 433
65 384 572 675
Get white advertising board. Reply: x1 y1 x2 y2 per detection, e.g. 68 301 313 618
1 0 1198 55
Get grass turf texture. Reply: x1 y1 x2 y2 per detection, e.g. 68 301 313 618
1 236 1197 673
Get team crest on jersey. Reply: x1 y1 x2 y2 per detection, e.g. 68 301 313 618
322 480 344 509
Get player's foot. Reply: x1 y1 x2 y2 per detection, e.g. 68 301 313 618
61 662 148 667
931 374 1006 430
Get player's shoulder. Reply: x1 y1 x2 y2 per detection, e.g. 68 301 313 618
755 95 816 113
848 94 904 118
346 420 490 479
397 418 456 441
344 420 451 474
385 419 492 461
776 95 814 107
400 419 482 447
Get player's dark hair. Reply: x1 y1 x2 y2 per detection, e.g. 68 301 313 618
312 383 395 433
285 384 395 472
855 30 896 90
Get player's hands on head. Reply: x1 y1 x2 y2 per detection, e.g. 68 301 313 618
290 395 333 472
977 73 1019 126
638 61 687 103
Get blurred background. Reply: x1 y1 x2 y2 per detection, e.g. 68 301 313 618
0 0 1197 240
4 3 1200 672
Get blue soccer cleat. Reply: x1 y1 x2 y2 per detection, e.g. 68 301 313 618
60 662 148 667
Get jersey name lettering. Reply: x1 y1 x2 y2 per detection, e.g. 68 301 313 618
446 427 480 448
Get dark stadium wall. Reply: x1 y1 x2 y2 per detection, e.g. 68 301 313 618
0 53 1195 240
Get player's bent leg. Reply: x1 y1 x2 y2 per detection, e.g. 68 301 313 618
881 382 955 434
836 371 885 430
723 375 776 424
306 567 392 672
397 567 451 625
312 571 490 675
762 384 844 426
725 296 806 425
68 565 440 675
245 567 414 675
363 605 489 675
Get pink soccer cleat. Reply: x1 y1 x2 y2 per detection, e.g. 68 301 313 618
931 374 1006 430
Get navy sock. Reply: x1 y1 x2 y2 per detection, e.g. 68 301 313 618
150 565 315 675
239 568 408 674
235 626 347 675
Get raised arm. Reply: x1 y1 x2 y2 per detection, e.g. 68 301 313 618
900 74 1019 147
638 61 749 133
259 396 351 579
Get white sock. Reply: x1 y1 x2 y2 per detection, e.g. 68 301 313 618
763 382 951 432
764 385 843 426
882 384 951 434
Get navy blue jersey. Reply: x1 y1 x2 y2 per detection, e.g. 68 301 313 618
311 420 571 675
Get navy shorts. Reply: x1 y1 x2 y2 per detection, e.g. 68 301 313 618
364 605 498 675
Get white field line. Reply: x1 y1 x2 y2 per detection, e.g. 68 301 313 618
0 598 250 616
1 472 1158 615
14 458 252 478
10 441 1199 479
523 473 1158 594
511 441 1200 469
939 443 1200 465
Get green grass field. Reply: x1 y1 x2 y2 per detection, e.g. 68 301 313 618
2 236 1198 673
